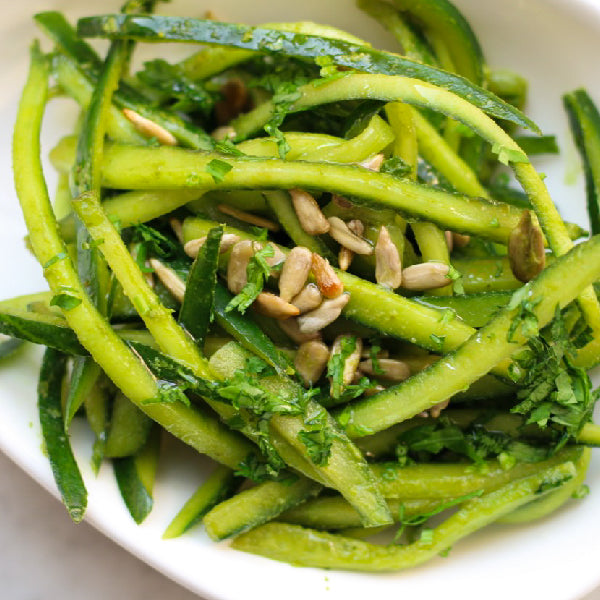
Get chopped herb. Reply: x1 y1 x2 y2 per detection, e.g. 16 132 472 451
429 333 446 352
380 156 412 179
137 58 217 115
264 83 302 158
225 244 282 314
510 307 595 442
327 336 358 398
446 264 464 295
50 291 82 311
368 339 385 376
507 286 541 342
491 142 529 165
206 158 233 183
43 252 68 269
573 484 590 499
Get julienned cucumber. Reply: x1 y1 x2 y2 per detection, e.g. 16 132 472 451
564 88 600 236
38 348 87 522
76 14 537 132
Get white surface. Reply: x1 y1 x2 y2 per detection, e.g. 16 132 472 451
2 0 600 599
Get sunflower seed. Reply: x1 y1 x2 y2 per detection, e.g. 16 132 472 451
217 204 280 232
295 340 330 386
401 262 452 290
149 259 185 302
227 240 256 294
508 210 546 283
429 398 450 418
338 220 364 271
279 246 312 302
211 125 236 141
278 317 322 344
453 232 471 248
122 108 178 146
375 226 402 289
359 358 410 382
290 188 330 235
327 217 373 255
184 233 241 259
169 218 184 244
444 230 454 253
297 293 350 334
311 253 343 298
253 292 300 320
290 283 323 313
359 153 384 171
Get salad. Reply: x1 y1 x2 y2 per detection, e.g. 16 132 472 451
4 0 600 572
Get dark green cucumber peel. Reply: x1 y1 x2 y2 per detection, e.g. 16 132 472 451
64 356 102 429
113 426 161 524
179 226 223 347
389 0 484 84
564 89 600 235
163 464 242 538
76 15 538 132
38 348 87 522
0 311 85 355
105 391 153 458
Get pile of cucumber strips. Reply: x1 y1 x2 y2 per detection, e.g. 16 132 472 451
5 0 600 571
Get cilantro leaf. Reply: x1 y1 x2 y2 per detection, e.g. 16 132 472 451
206 159 233 183
225 244 281 314
380 156 412 179
50 289 82 311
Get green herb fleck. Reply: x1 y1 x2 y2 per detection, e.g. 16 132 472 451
206 159 233 183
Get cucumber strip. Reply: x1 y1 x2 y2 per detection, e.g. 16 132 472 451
358 0 438 64
76 15 535 131
498 447 591 524
52 55 145 144
94 143 524 244
280 496 444 530
414 291 513 328
38 347 87 522
487 68 528 110
114 425 161 524
337 234 600 438
454 257 522 294
105 390 153 458
163 465 241 539
203 477 322 540
231 462 576 571
13 44 256 469
84 379 111 474
389 0 484 84
0 308 85 355
179 226 223 347
178 20 371 81
64 356 102 429
564 88 600 236
513 135 559 156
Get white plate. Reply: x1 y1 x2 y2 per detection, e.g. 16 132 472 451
1 0 600 599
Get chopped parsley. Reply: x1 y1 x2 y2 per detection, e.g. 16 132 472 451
380 156 413 179
509 307 595 443
205 158 233 183
50 289 82 311
226 244 282 314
